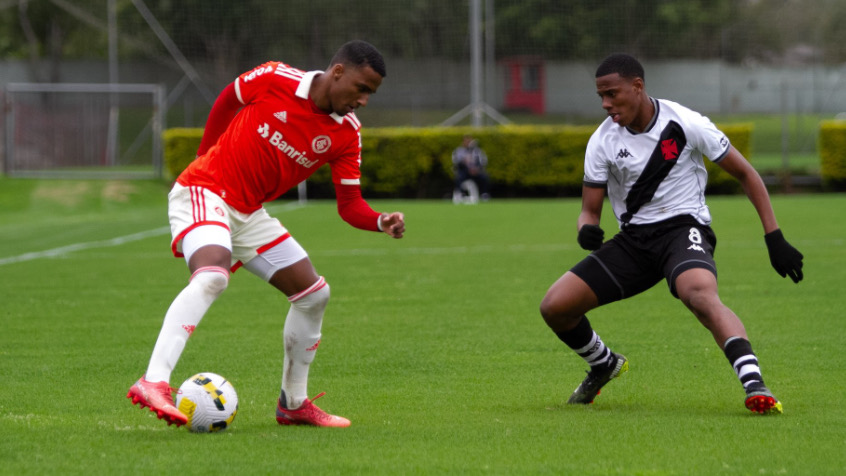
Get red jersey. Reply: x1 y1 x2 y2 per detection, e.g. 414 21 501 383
179 62 365 214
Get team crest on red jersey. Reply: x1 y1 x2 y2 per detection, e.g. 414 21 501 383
312 135 331 154
660 138 679 160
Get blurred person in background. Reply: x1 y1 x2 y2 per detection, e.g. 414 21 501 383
452 134 491 203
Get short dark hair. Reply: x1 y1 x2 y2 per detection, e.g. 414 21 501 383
330 40 387 78
595 53 644 82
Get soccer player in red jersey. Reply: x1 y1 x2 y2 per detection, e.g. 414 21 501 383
128 41 404 428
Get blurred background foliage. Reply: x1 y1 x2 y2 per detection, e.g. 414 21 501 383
4 1 846 70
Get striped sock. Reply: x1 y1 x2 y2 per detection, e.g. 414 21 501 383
723 336 765 391
554 316 615 368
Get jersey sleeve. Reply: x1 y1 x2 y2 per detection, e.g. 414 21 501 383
686 112 731 163
334 183 381 232
197 82 241 156
197 62 279 157
234 61 280 107
328 125 364 186
583 129 609 187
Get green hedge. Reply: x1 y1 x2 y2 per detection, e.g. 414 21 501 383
162 128 205 180
705 123 753 194
360 125 596 197
163 123 752 197
819 120 846 189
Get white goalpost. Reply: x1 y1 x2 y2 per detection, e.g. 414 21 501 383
3 82 166 179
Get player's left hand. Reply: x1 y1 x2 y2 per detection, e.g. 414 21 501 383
764 229 803 283
380 212 405 239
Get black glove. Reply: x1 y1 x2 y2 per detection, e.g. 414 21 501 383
764 229 804 283
577 224 605 251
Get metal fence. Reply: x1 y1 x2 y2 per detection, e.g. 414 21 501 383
1 0 843 178
3 82 165 178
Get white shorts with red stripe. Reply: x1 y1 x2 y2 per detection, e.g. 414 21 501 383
168 183 307 275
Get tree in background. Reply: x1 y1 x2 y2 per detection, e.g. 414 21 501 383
3 0 846 77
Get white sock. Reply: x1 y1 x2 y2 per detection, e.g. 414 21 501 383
281 278 329 409
145 267 229 383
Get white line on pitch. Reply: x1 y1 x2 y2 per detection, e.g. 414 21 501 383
0 201 307 267
0 227 170 266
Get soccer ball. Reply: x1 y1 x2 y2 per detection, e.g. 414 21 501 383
175 372 239 433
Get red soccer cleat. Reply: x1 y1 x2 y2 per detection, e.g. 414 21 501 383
127 377 188 427
276 392 351 428
745 385 783 414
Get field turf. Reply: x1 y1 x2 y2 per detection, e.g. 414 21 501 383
0 179 844 475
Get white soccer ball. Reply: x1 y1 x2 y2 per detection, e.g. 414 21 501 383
175 372 239 433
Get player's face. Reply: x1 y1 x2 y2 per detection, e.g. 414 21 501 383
595 73 645 129
327 64 383 116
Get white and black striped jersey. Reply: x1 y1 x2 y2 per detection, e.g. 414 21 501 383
584 98 731 227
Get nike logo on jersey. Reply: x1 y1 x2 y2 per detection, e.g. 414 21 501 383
257 122 319 168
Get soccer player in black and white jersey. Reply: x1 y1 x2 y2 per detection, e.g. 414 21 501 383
539 53 804 414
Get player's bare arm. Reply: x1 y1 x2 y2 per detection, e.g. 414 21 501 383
578 185 605 230
716 146 779 234
576 185 606 251
718 146 803 283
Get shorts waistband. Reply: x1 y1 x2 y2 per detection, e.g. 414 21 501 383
621 214 700 231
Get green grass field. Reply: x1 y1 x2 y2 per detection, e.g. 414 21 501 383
1 179 844 475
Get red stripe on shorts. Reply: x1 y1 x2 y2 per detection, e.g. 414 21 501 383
190 186 206 223
256 233 292 254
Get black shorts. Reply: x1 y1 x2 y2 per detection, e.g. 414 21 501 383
570 215 718 305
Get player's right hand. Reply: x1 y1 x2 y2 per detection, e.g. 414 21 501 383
577 224 604 251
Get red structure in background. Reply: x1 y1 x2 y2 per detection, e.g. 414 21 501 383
502 56 545 115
